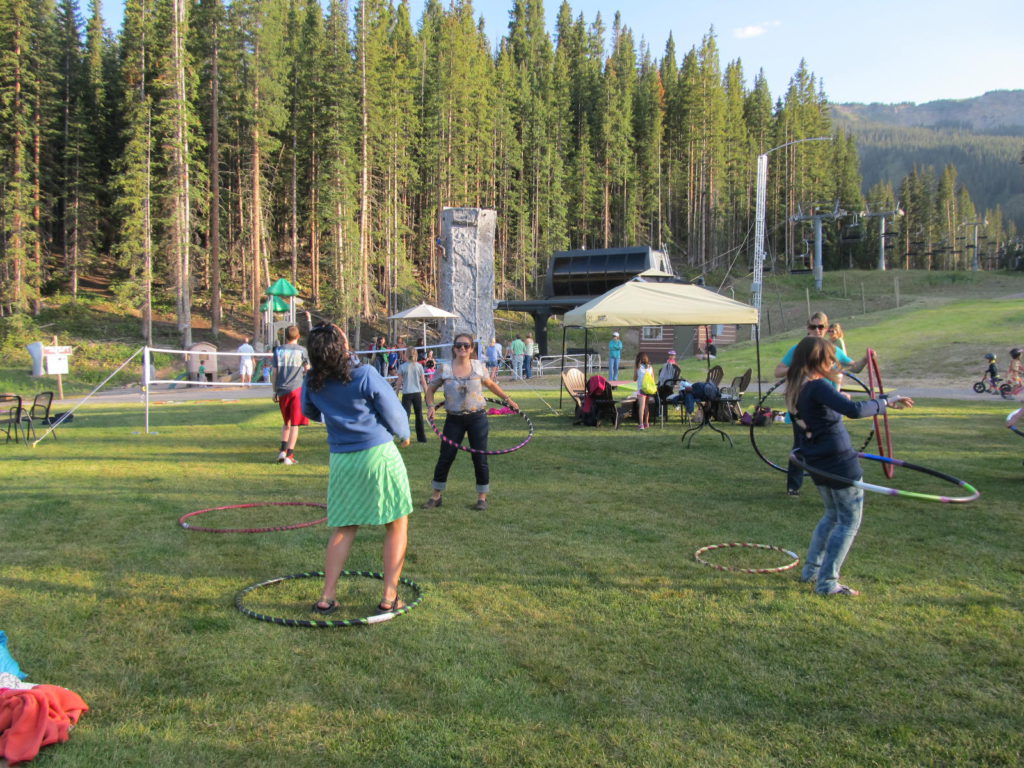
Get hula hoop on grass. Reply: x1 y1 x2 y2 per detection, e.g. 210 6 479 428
789 450 980 503
179 502 327 533
694 542 800 574
866 348 895 478
235 570 424 627
428 398 534 455
750 372 875 473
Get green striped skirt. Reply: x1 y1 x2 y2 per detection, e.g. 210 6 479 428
327 441 413 527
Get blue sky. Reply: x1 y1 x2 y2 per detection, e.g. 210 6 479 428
100 0 1024 105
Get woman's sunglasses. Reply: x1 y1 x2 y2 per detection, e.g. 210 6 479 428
808 324 826 331
453 342 473 350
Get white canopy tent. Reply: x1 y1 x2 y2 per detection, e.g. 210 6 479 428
559 278 762 408
387 302 460 345
563 280 758 327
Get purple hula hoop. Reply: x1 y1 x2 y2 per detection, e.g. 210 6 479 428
428 398 534 455
179 502 327 533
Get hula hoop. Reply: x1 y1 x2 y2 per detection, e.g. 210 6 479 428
750 372 875 473
694 542 800 574
429 398 534 455
789 450 980 503
179 502 327 533
235 570 424 627
866 348 895 478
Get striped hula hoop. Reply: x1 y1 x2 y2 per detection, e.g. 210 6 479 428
428 398 534 455
789 450 980 503
179 502 327 533
866 348 895 479
235 570 424 628
694 542 800 574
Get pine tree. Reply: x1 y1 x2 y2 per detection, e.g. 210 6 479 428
112 0 156 342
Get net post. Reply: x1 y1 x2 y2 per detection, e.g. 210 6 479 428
144 346 151 434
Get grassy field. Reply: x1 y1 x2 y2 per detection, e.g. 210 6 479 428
2 384 1022 766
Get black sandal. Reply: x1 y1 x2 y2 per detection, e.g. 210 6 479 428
377 598 406 612
312 599 338 614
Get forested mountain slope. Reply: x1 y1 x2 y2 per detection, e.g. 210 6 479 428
832 91 1024 228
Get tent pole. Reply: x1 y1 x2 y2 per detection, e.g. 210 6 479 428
584 328 590 379
755 323 763 401
559 325 567 409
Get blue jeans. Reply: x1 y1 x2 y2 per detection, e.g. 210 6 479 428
512 354 524 379
802 483 864 594
608 357 620 381
524 355 532 379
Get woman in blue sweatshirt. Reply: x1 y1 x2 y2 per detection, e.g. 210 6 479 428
785 336 913 597
302 324 413 614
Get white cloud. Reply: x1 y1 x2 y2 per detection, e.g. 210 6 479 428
734 20 780 40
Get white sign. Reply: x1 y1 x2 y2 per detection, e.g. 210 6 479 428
43 345 72 376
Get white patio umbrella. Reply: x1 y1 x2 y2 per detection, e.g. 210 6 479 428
387 302 460 345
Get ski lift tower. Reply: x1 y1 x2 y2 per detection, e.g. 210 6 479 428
791 200 844 291
862 201 903 271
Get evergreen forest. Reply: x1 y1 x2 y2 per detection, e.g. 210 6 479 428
0 0 1020 344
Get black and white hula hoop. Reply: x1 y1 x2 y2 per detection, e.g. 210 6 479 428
694 542 800 574
789 451 980 503
750 372 875 473
428 397 534 455
235 570 424 627
179 502 327 533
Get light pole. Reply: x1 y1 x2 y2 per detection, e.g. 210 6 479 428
750 136 831 339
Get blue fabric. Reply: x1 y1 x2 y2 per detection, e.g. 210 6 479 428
0 630 27 680
795 379 886 488
302 363 410 452
608 357 620 381
608 339 622 359
802 483 864 594
781 343 853 368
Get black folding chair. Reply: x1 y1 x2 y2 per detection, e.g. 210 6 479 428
1 394 33 445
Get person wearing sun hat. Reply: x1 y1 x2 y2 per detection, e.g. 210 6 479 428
608 331 623 381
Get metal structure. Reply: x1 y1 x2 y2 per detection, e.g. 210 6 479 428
791 200 844 291
750 136 830 339
862 201 903 271
498 246 676 354
963 220 987 272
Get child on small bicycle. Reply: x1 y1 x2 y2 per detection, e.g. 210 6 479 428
984 353 1000 390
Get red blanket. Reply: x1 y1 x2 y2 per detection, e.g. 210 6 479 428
0 685 88 765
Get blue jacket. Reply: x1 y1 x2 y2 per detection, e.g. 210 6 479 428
302 363 410 453
795 378 887 488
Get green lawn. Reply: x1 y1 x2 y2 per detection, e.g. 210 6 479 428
2 389 1022 767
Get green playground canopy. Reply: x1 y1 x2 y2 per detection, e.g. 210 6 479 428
260 295 290 313
265 278 299 297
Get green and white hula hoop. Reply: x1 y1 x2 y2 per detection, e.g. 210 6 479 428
235 570 424 627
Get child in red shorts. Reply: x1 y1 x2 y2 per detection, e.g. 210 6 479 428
271 325 310 464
